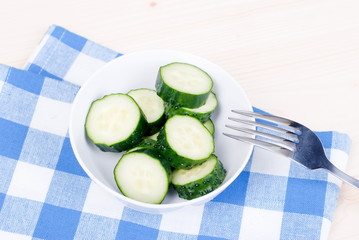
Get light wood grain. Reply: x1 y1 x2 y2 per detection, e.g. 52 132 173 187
1 0 359 239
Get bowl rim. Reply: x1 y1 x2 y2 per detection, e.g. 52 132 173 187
69 49 254 212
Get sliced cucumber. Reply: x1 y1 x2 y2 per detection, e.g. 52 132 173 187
128 88 166 135
172 155 226 200
165 92 218 123
114 148 171 204
156 62 213 108
85 93 147 152
204 119 215 135
127 138 157 153
147 132 159 141
157 115 214 169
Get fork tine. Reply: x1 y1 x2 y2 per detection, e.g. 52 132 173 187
225 124 297 151
231 110 301 134
223 133 293 158
232 110 293 125
228 117 299 140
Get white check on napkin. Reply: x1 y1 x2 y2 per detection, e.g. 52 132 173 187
0 25 351 240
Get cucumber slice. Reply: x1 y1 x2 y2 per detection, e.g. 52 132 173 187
128 132 159 153
157 115 214 169
172 155 226 200
147 132 159 141
85 93 147 152
128 88 166 135
204 119 215 135
156 62 213 108
127 138 157 153
165 92 218 123
114 148 171 204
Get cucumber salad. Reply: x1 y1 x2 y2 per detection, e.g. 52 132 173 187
85 62 226 204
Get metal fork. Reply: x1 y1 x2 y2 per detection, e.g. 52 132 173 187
223 110 359 188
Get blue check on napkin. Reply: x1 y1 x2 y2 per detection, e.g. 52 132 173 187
0 25 351 240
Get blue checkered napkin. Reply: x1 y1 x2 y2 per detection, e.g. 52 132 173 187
0 25 351 240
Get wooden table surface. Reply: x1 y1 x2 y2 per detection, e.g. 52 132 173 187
1 0 358 239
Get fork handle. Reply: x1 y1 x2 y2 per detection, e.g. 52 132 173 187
323 161 359 188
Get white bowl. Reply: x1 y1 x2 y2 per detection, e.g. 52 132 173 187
69 49 253 214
